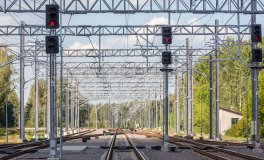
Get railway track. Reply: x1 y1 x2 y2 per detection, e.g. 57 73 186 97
105 129 146 160
138 131 263 160
0 144 21 149
195 139 254 147
0 129 96 160
142 130 255 148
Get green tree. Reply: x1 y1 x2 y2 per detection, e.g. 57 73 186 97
0 47 18 128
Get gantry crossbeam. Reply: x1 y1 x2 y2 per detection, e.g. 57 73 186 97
64 62 167 69
23 48 211 57
1 0 264 14
0 25 249 36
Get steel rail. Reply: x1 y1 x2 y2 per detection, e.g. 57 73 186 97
138 131 263 160
138 131 228 160
195 139 254 147
0 129 96 160
105 130 117 160
0 143 21 149
124 133 146 160
171 136 263 160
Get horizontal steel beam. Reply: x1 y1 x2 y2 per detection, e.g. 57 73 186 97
0 25 249 36
25 48 211 57
0 0 263 14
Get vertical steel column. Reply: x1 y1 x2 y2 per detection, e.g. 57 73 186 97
95 105 98 129
54 56 57 139
159 83 162 129
77 83 79 128
190 48 194 135
144 101 146 128
87 106 90 128
164 68 169 142
148 88 151 128
237 13 241 59
182 67 185 132
108 100 111 128
175 60 180 133
70 77 74 130
200 88 203 139
111 105 114 128
186 38 192 136
34 41 39 141
99 28 101 72
19 21 25 142
139 111 142 128
209 54 213 139
49 53 57 157
155 92 158 129
65 71 69 133
251 0 260 148
146 27 149 71
75 83 78 128
215 19 220 140
59 0 64 156
162 42 172 148
245 74 249 143
46 56 50 138
162 66 172 148
5 93 8 144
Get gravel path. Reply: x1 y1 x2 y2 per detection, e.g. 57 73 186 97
115 134 130 146
112 150 138 160
112 134 138 160
128 134 211 160
12 129 110 160
226 147 264 159
10 130 262 160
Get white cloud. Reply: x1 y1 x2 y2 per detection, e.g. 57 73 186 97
0 15 16 25
145 16 175 25
70 42 98 49
103 17 176 49
70 16 187 50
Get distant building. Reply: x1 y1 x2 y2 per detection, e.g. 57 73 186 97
219 108 243 134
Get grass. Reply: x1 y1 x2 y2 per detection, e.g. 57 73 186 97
221 135 247 142
0 128 45 144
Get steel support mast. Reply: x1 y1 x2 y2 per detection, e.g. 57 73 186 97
251 0 260 149
209 54 213 139
19 21 25 143
215 19 220 140
34 41 39 141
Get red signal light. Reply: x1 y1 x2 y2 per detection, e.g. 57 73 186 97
162 27 172 44
49 20 55 27
165 37 169 43
256 36 260 41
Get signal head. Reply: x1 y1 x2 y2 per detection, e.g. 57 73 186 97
46 5 59 29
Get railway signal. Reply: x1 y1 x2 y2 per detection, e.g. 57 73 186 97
162 27 172 44
162 51 172 65
46 5 59 29
46 36 59 54
252 48 263 62
251 24 262 43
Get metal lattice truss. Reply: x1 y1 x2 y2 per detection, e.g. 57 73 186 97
0 25 249 36
1 0 264 13
63 61 175 101
1 0 256 105
22 48 212 57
